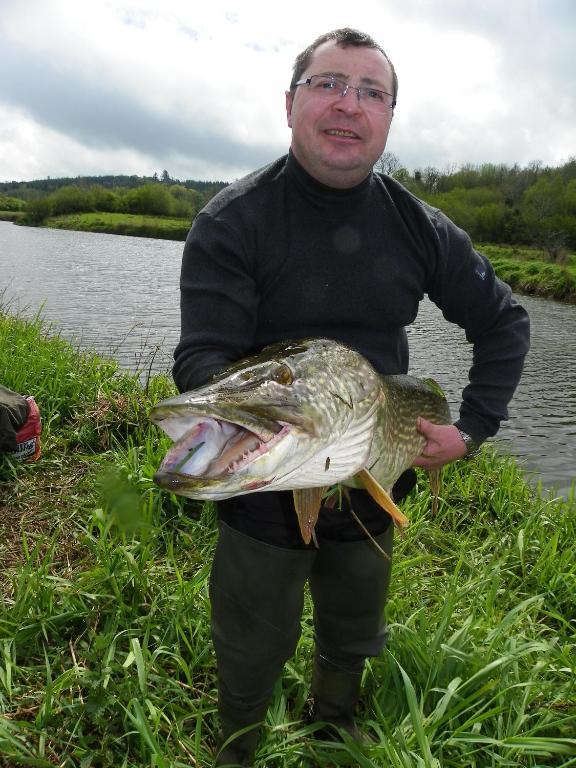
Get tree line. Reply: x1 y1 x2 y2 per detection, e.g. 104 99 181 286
2 159 576 259
376 154 576 260
4 179 227 226
0 170 227 226
0 170 226 199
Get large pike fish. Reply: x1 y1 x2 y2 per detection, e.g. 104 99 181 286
151 338 451 544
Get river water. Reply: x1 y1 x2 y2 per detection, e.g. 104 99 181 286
1 221 574 497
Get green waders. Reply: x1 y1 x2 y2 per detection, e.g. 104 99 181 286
309 524 393 738
209 521 393 766
210 523 315 766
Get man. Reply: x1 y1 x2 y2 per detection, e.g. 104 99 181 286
173 28 530 766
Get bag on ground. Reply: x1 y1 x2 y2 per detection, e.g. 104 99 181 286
0 384 42 461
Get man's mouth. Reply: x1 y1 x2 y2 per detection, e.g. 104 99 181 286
324 128 361 139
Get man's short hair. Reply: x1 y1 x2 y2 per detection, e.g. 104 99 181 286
289 27 398 103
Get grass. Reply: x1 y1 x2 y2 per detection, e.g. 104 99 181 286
1 310 575 767
0 211 25 222
478 244 576 302
40 212 191 241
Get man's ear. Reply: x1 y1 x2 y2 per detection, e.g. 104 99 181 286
285 90 293 128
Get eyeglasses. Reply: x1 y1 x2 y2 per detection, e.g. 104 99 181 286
293 75 396 112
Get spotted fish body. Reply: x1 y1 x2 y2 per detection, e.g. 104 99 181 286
151 338 451 542
366 375 452 489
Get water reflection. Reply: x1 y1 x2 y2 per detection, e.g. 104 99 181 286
1 221 574 496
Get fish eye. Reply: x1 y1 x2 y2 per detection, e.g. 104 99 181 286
272 364 293 385
239 371 252 381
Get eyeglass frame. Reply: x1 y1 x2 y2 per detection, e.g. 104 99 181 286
293 74 397 111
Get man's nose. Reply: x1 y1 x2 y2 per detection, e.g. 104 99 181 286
334 85 362 111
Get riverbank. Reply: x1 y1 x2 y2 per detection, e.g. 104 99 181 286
0 211 24 222
7 212 576 302
1 310 575 767
480 243 576 303
43 211 190 240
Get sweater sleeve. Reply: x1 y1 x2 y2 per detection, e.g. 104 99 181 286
172 211 258 393
426 214 530 444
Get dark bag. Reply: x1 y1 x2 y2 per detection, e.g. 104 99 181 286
0 385 41 460
0 384 29 452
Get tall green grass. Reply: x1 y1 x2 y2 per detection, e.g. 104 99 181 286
41 212 190 241
478 244 576 302
1 310 575 767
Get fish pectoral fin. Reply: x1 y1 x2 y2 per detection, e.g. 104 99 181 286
293 487 328 545
356 468 409 529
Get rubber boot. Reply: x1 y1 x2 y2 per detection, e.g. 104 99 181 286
308 524 394 740
310 652 364 739
209 522 315 766
215 695 266 767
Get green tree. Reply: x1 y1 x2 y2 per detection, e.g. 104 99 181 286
0 195 26 211
24 196 54 224
475 202 508 242
521 175 570 259
92 185 120 212
123 184 174 216
49 185 95 215
168 185 205 218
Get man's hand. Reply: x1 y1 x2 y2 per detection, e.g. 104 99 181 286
412 418 468 470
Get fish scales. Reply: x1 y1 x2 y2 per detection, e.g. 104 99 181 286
365 375 452 490
151 338 451 542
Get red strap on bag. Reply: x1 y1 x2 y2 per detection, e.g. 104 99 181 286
12 396 42 462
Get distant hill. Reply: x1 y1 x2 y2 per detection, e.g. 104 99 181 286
0 174 228 201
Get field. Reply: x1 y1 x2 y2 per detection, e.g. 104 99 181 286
43 212 191 241
0 310 575 767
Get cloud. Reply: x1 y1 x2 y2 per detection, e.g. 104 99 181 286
0 35 280 169
383 0 576 170
0 0 574 182
0 0 293 179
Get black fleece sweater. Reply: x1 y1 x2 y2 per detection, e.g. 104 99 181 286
173 152 530 445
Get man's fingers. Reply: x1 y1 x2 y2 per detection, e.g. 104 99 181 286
417 416 437 438
414 422 469 468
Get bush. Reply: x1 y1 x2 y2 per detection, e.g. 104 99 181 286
122 184 175 216
23 196 54 224
0 195 26 212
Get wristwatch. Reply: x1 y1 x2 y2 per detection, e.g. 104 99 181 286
456 427 481 459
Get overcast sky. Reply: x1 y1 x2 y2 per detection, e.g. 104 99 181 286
0 0 574 184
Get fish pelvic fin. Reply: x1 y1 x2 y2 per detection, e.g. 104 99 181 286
427 467 442 516
293 487 328 545
356 468 409 529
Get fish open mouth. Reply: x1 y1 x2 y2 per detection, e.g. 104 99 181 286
155 415 292 482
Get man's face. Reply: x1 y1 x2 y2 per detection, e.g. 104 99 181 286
286 41 395 188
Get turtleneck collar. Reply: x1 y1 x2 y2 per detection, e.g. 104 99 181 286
285 150 373 209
